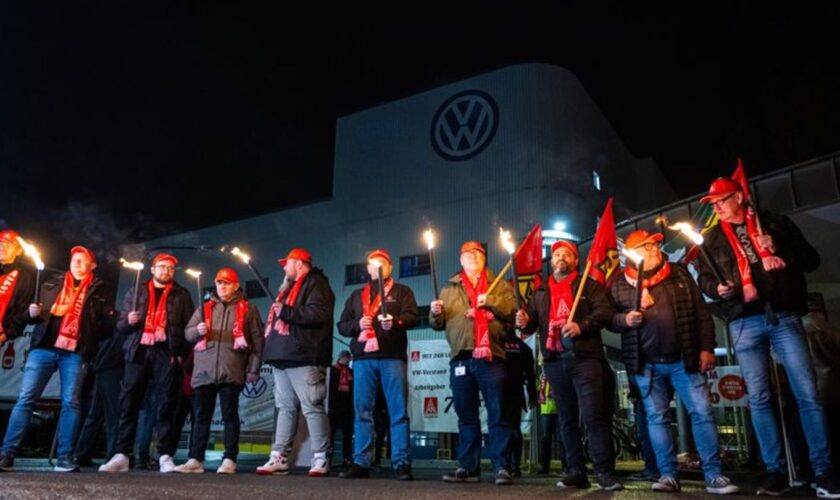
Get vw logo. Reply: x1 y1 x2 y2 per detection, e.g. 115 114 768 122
242 376 268 399
431 89 499 161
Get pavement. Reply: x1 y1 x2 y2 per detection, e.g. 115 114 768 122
0 456 820 499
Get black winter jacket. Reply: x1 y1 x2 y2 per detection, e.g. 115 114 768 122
116 280 195 362
610 263 715 374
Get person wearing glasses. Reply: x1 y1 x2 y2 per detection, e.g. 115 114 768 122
697 177 839 498
100 253 195 474
610 229 738 495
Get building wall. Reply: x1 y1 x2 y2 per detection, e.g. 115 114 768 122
119 63 675 353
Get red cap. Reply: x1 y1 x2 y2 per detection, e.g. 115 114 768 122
214 268 239 283
152 253 178 267
278 248 312 267
700 177 741 204
460 241 486 255
70 245 96 262
550 240 578 258
625 230 664 250
0 230 21 244
367 249 392 265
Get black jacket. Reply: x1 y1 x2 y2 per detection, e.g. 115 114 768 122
611 263 715 374
28 273 116 362
1 259 37 341
262 268 335 367
697 211 819 321
521 275 615 362
503 331 537 408
116 280 195 362
337 281 420 361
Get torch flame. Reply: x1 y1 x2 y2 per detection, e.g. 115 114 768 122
185 268 202 278
668 222 704 245
230 247 251 264
423 229 435 250
621 247 644 265
368 259 383 268
16 237 45 271
119 258 145 271
499 227 516 255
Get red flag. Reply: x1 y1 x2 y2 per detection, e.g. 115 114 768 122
514 224 543 275
512 224 543 303
586 198 619 287
731 157 751 203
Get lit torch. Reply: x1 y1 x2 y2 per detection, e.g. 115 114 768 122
185 268 203 321
220 245 273 299
621 247 645 312
423 229 439 299
500 227 523 308
16 237 45 303
668 222 726 284
120 258 145 312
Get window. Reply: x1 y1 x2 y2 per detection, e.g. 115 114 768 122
399 254 431 278
411 305 431 329
345 263 369 286
593 170 601 191
246 278 270 299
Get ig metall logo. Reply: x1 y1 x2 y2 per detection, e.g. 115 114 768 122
431 89 499 161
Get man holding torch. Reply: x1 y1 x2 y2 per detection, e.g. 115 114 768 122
515 240 620 490
0 230 36 348
174 268 263 474
430 241 517 486
336 249 419 481
610 229 739 494
0 246 115 473
697 177 840 497
100 253 195 474
257 248 335 477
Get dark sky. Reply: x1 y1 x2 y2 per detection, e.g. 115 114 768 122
3 3 840 267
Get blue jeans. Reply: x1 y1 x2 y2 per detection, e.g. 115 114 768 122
634 361 722 481
352 358 410 468
2 348 86 459
731 311 831 475
450 357 510 473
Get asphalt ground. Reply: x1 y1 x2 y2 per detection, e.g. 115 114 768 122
0 457 820 500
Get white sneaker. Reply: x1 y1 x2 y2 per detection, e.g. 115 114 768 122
255 451 289 475
308 452 329 477
216 458 237 475
98 453 130 473
159 454 176 473
173 458 204 474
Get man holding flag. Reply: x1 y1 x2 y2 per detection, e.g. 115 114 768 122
698 164 839 498
516 239 619 490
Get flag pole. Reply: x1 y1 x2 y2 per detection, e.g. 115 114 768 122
568 260 592 321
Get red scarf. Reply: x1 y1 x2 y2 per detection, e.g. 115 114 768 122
51 272 94 352
461 270 493 361
195 298 250 352
720 213 785 303
546 270 577 352
359 278 394 353
141 281 173 346
335 362 352 392
0 270 20 337
264 270 308 337
624 261 671 310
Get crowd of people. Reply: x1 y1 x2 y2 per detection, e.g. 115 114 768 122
0 175 839 497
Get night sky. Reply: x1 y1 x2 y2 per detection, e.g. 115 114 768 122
3 3 840 268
